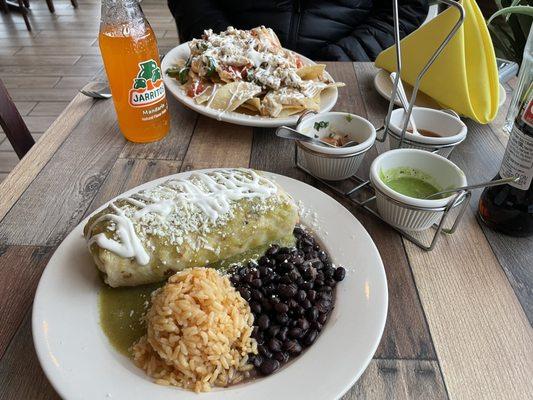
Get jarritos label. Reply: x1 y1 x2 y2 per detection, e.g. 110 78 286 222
128 59 166 108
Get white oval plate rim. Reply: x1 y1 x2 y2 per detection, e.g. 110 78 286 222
161 43 339 127
32 170 388 400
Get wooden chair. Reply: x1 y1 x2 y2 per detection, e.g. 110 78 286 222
0 79 35 159
44 0 78 14
0 0 31 31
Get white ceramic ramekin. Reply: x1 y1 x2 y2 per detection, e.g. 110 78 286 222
387 107 467 158
296 112 376 181
370 149 467 232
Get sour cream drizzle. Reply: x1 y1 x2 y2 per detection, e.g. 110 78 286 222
87 203 150 265
86 169 277 265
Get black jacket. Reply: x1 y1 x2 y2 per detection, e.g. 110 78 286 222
167 0 428 61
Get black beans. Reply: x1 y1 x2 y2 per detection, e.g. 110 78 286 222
317 299 332 313
289 327 303 339
303 267 318 281
300 299 312 310
334 267 346 281
302 329 318 346
259 359 280 375
276 313 289 325
257 314 270 330
274 302 289 314
253 354 263 368
300 281 313 290
297 318 310 331
275 253 291 263
238 287 251 302
293 226 305 237
251 301 262 314
230 225 346 377
258 344 272 359
274 351 289 363
266 244 279 256
268 338 282 353
307 308 319 321
318 312 328 325
251 289 263 302
258 256 273 267
277 326 288 341
267 325 280 338
284 340 302 355
278 283 298 299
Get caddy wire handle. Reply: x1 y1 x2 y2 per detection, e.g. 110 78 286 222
382 0 465 147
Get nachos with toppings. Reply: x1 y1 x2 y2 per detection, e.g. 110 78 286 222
166 26 344 118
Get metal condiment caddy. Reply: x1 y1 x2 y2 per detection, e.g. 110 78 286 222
294 0 468 251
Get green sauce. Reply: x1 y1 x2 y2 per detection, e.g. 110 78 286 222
380 167 442 199
99 282 163 356
98 235 296 356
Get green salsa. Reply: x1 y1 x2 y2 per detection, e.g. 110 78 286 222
99 282 162 356
98 235 296 356
380 167 442 199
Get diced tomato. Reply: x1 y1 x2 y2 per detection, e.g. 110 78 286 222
295 56 303 68
186 80 205 97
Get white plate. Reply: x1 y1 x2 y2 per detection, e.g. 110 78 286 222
161 43 339 127
32 170 388 400
373 68 506 111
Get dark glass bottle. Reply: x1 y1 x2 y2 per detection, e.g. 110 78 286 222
478 95 533 236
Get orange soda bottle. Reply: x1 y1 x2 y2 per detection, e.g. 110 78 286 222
99 0 169 143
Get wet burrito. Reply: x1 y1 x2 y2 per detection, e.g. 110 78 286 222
84 169 299 287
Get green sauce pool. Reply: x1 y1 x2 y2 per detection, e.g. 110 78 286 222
380 167 442 199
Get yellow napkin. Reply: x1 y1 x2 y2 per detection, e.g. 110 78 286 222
375 0 499 124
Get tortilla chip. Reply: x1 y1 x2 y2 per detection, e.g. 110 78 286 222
208 82 262 112
235 105 260 116
278 106 305 118
244 98 261 111
297 64 326 80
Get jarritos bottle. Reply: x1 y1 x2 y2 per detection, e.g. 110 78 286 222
99 0 169 142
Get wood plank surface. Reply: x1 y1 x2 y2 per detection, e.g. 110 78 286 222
2 76 61 89
0 94 94 222
405 221 533 400
454 120 533 322
85 158 181 217
29 102 71 116
120 95 197 161
0 313 60 400
344 359 448 400
181 117 253 171
0 101 125 246
0 55 81 66
0 246 53 359
6 88 79 102
13 101 38 116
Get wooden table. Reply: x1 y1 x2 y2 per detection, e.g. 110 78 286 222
0 62 531 400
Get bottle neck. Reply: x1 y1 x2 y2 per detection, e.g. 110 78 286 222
100 0 145 27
